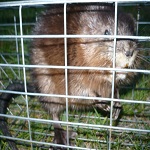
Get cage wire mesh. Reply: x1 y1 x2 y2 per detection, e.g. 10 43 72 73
0 0 150 150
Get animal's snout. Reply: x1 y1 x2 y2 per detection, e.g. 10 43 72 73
125 50 133 57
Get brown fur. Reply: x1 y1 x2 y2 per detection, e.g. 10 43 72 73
31 3 140 148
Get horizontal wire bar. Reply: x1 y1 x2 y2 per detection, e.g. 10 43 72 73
1 134 149 150
0 134 91 150
137 22 150 24
0 23 35 27
0 0 150 7
1 22 150 27
0 89 150 104
0 114 150 133
0 64 150 74
0 34 150 40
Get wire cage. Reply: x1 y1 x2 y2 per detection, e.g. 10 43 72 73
0 0 150 150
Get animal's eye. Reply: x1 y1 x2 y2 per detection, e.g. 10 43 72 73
104 29 111 35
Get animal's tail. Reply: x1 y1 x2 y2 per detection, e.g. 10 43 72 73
0 82 35 150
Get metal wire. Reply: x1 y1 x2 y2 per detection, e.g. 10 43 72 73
0 0 150 150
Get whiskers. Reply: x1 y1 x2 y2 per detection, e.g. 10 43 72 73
137 53 150 64
136 53 150 70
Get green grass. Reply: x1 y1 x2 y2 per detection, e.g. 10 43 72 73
0 3 150 150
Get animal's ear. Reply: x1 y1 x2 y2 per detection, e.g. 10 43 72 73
117 11 136 36
128 13 137 35
127 13 137 35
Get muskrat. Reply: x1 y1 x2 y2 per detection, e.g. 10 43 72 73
0 3 140 150
30 3 139 149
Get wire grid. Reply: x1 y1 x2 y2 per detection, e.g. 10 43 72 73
0 0 150 150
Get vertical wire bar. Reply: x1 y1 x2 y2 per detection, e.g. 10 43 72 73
14 16 20 79
19 5 33 149
109 1 118 150
64 2 69 149
134 6 141 122
136 6 140 36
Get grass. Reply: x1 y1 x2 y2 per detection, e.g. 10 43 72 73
0 3 150 150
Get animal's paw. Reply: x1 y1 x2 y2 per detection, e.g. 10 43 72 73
50 127 77 150
112 102 122 120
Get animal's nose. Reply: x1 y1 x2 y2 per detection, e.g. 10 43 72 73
125 50 133 57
